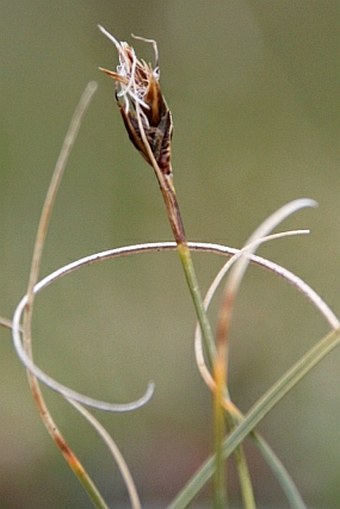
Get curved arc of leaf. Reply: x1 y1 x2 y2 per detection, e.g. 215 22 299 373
225 199 317 300
12 241 339 410
12 293 154 412
195 229 312 388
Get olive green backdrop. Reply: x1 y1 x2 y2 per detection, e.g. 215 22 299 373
1 1 339 508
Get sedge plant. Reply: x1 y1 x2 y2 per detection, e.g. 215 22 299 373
96 26 340 508
1 25 340 509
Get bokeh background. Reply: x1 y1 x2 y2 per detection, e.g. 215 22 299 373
1 1 339 508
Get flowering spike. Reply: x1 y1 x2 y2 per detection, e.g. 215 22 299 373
98 26 173 176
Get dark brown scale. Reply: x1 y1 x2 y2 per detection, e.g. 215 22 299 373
115 83 173 176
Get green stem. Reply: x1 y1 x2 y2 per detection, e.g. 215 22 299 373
171 213 261 508
233 443 256 509
176 243 216 364
177 242 228 507
176 243 228 506
177 242 258 508
146 124 254 508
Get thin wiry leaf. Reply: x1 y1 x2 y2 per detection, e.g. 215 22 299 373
12 241 338 409
68 398 142 509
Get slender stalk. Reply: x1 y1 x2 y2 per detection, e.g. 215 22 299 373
233 442 256 509
98 30 326 508
178 243 233 506
220 399 256 508
253 433 306 509
133 71 256 507
20 82 110 509
160 188 229 508
176 243 215 365
68 399 142 509
158 185 229 507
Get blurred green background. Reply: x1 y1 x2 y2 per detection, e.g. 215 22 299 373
1 1 339 508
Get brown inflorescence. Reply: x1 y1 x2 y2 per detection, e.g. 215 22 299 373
99 26 173 176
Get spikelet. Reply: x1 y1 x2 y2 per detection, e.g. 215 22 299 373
98 25 173 176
